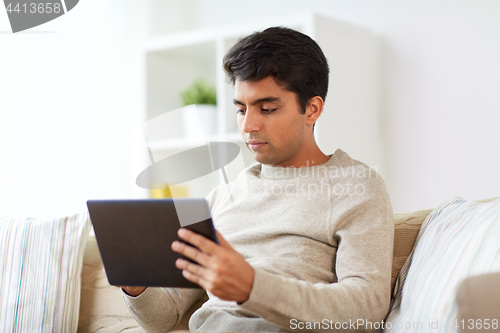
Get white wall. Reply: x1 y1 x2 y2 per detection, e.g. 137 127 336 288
0 0 148 217
1 0 499 216
184 0 500 212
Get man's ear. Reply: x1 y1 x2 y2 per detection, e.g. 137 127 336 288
305 96 324 126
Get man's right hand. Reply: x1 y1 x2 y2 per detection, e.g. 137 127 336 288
120 286 147 297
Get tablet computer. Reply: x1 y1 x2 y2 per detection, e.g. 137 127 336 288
86 198 218 288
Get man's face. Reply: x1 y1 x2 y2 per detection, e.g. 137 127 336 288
234 76 310 167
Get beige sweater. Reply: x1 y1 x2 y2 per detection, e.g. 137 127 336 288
123 149 394 332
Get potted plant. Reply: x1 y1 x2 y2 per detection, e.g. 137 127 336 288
180 79 217 138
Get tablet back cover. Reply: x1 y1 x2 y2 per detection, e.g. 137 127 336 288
87 199 217 288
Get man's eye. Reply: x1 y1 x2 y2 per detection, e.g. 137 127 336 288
236 109 246 115
262 108 277 113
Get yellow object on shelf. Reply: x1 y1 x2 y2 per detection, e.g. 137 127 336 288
149 185 189 199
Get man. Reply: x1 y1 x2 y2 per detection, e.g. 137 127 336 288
122 27 394 332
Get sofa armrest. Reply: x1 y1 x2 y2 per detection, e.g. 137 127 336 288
456 271 500 332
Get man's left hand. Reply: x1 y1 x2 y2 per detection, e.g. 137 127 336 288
171 228 255 303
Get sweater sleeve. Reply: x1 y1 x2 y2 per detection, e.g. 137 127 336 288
122 287 205 332
239 177 394 332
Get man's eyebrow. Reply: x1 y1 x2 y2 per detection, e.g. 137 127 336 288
233 97 281 106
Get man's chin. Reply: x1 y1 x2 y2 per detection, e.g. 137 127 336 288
247 145 280 165
252 152 266 164
253 153 276 166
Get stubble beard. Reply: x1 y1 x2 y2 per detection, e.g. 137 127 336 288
252 129 307 167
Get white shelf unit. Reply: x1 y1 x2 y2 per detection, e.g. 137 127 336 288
134 13 381 199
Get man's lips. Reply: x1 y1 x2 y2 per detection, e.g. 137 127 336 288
247 140 267 150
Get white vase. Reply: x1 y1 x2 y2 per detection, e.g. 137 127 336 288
182 104 218 139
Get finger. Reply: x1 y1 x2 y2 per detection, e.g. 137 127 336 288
119 286 147 297
175 258 212 279
181 266 243 301
215 230 234 251
181 269 211 290
171 239 211 267
176 259 214 289
177 228 220 255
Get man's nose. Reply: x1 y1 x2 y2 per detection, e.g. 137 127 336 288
241 108 261 133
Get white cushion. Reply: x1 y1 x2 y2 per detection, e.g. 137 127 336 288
0 212 91 333
385 196 500 332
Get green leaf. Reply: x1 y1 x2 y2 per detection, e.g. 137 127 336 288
180 79 217 106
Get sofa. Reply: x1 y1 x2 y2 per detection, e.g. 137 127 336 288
77 196 500 332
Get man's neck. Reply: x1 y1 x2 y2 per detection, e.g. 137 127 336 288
265 139 329 168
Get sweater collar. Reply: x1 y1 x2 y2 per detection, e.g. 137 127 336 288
259 149 343 180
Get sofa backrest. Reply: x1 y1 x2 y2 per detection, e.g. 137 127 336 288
391 209 432 291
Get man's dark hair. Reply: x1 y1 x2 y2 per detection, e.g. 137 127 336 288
223 26 329 114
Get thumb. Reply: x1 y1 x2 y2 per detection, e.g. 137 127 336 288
215 230 234 251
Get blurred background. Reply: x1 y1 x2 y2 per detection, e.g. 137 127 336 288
0 0 499 217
